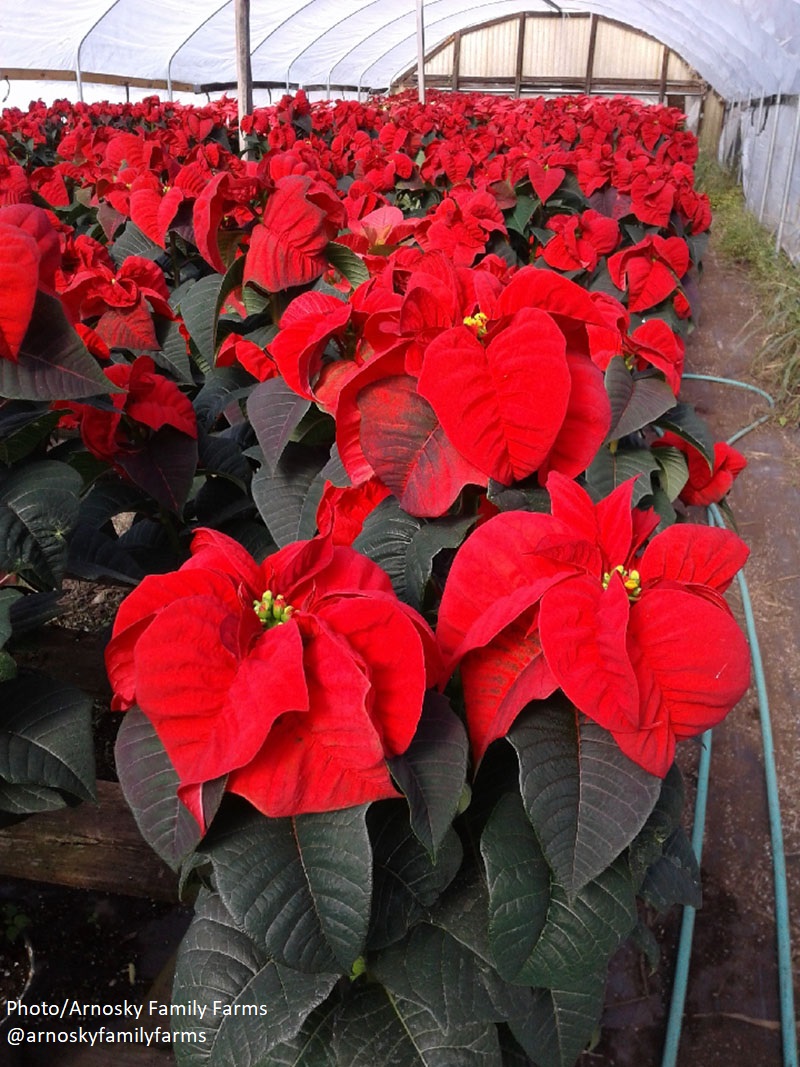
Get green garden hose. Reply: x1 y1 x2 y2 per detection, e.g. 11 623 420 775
660 374 797 1067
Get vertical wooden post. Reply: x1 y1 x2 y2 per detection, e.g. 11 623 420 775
659 45 669 103
585 14 598 95
452 30 461 92
416 0 426 104
235 0 253 155
514 14 525 98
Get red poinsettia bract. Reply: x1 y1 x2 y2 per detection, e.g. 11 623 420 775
608 235 689 312
653 431 747 506
243 174 346 294
0 204 61 361
106 530 442 822
59 354 197 468
437 473 751 777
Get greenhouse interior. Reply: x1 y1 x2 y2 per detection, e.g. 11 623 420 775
0 2 798 1066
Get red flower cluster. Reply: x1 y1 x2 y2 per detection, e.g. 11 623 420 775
654 431 747 505
57 354 197 469
106 530 441 821
437 473 751 777
270 255 617 517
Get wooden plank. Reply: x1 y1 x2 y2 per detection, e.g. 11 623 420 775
0 781 178 901
0 68 193 92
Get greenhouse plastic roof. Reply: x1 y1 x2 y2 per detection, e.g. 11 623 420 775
2 0 800 103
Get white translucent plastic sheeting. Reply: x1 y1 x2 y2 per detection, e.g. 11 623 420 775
1 0 800 105
721 95 800 264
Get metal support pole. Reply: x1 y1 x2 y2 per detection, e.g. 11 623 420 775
415 0 426 104
759 92 782 223
775 94 800 255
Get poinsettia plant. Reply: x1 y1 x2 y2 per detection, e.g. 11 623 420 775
0 88 750 1066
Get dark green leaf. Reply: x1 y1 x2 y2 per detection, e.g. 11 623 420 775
261 999 339 1067
171 889 339 1067
604 359 676 441
509 978 605 1067
0 409 60 465
0 460 82 588
67 524 145 584
487 477 550 514
509 700 660 894
251 443 328 547
480 792 550 982
481 793 636 990
7 590 63 636
320 444 350 488
653 445 689 501
646 486 678 530
114 425 198 514
215 256 246 326
585 446 658 505
0 650 16 682
388 692 469 858
109 221 164 266
114 708 203 871
586 261 620 297
333 983 501 1067
197 430 252 485
372 921 531 1032
293 407 335 449
687 231 709 266
0 589 23 648
628 763 685 888
76 481 144 529
246 378 311 472
629 919 662 973
353 498 422 601
193 366 254 433
325 241 369 287
405 516 475 610
655 402 715 467
0 673 95 800
0 778 68 816
368 801 462 951
154 318 195 384
0 291 118 401
117 517 181 574
201 805 372 973
504 195 537 237
639 827 702 911
498 1025 535 1067
177 274 225 367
